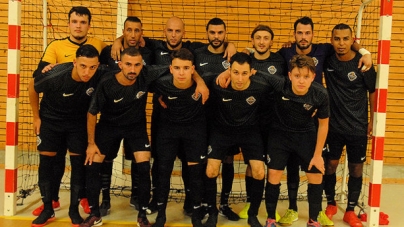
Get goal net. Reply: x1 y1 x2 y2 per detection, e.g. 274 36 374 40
15 0 380 209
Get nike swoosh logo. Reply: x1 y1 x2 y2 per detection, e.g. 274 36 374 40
199 63 208 66
168 96 178 100
200 156 206 159
281 96 289 101
361 156 366 161
114 98 124 103
161 52 169 55
222 98 232 102
145 144 151 148
63 93 74 97
326 68 334 71
64 54 73 57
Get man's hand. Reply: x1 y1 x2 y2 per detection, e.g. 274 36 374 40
308 155 325 175
223 43 237 62
33 117 41 135
216 69 231 88
358 53 372 72
111 36 124 61
41 63 57 73
367 121 373 140
282 41 294 48
158 95 167 109
85 143 101 165
195 82 209 104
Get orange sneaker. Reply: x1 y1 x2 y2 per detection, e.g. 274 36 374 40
80 198 91 214
325 205 337 220
343 211 363 227
32 201 60 216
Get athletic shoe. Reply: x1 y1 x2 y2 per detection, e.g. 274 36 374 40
307 219 322 227
130 196 140 211
247 216 262 227
32 200 60 216
219 205 240 221
276 211 281 222
79 215 102 227
343 211 363 227
69 211 84 227
318 211 334 226
31 210 55 227
183 198 193 216
191 207 203 227
146 199 157 215
238 202 250 219
199 205 209 220
137 216 152 227
99 200 111 217
153 213 166 227
80 198 91 214
279 209 298 226
263 218 278 227
204 208 218 227
325 205 337 220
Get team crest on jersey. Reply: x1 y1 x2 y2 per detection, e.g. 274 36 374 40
312 57 319 66
303 103 313 111
222 60 230 69
267 65 277 74
207 145 212 155
347 71 357 81
36 135 42 146
86 87 94 96
136 91 146 99
246 96 256 105
192 93 201 101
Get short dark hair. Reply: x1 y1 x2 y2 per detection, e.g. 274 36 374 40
124 16 142 27
294 16 314 32
331 23 352 35
76 44 99 59
69 6 92 24
230 52 252 68
171 48 194 64
206 17 226 31
250 25 274 40
289 54 315 74
120 46 141 59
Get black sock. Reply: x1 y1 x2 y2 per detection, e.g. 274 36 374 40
286 163 300 212
247 178 264 217
323 173 337 206
205 176 218 211
150 158 159 200
85 162 102 217
70 155 85 189
220 162 234 205
101 161 113 201
347 176 362 211
265 182 280 219
137 161 151 217
181 159 190 196
245 175 253 203
308 183 323 221
39 154 55 211
52 152 66 202
188 164 203 207
131 161 139 198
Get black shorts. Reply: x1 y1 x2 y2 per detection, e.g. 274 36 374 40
325 131 368 163
95 122 150 161
208 126 265 163
156 119 207 164
37 119 87 155
266 129 321 174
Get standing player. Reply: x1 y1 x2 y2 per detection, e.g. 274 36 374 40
322 24 376 227
194 17 240 221
30 6 107 217
152 48 214 227
275 16 372 226
263 55 329 227
205 52 268 227
97 16 153 217
238 24 287 220
29 45 105 227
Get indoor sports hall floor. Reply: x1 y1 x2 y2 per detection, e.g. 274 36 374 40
0 165 403 227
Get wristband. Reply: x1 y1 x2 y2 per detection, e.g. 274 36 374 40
358 48 371 56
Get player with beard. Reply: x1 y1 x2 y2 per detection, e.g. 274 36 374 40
30 6 107 218
193 17 241 222
97 16 153 217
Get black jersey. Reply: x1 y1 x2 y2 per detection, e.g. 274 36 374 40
144 38 205 65
257 71 329 133
100 44 153 71
210 76 269 133
34 63 109 121
88 65 168 126
278 43 334 84
324 52 376 135
194 46 229 75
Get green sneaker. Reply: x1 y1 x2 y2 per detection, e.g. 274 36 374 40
279 209 298 226
238 202 250 219
276 211 281 222
318 211 334 227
